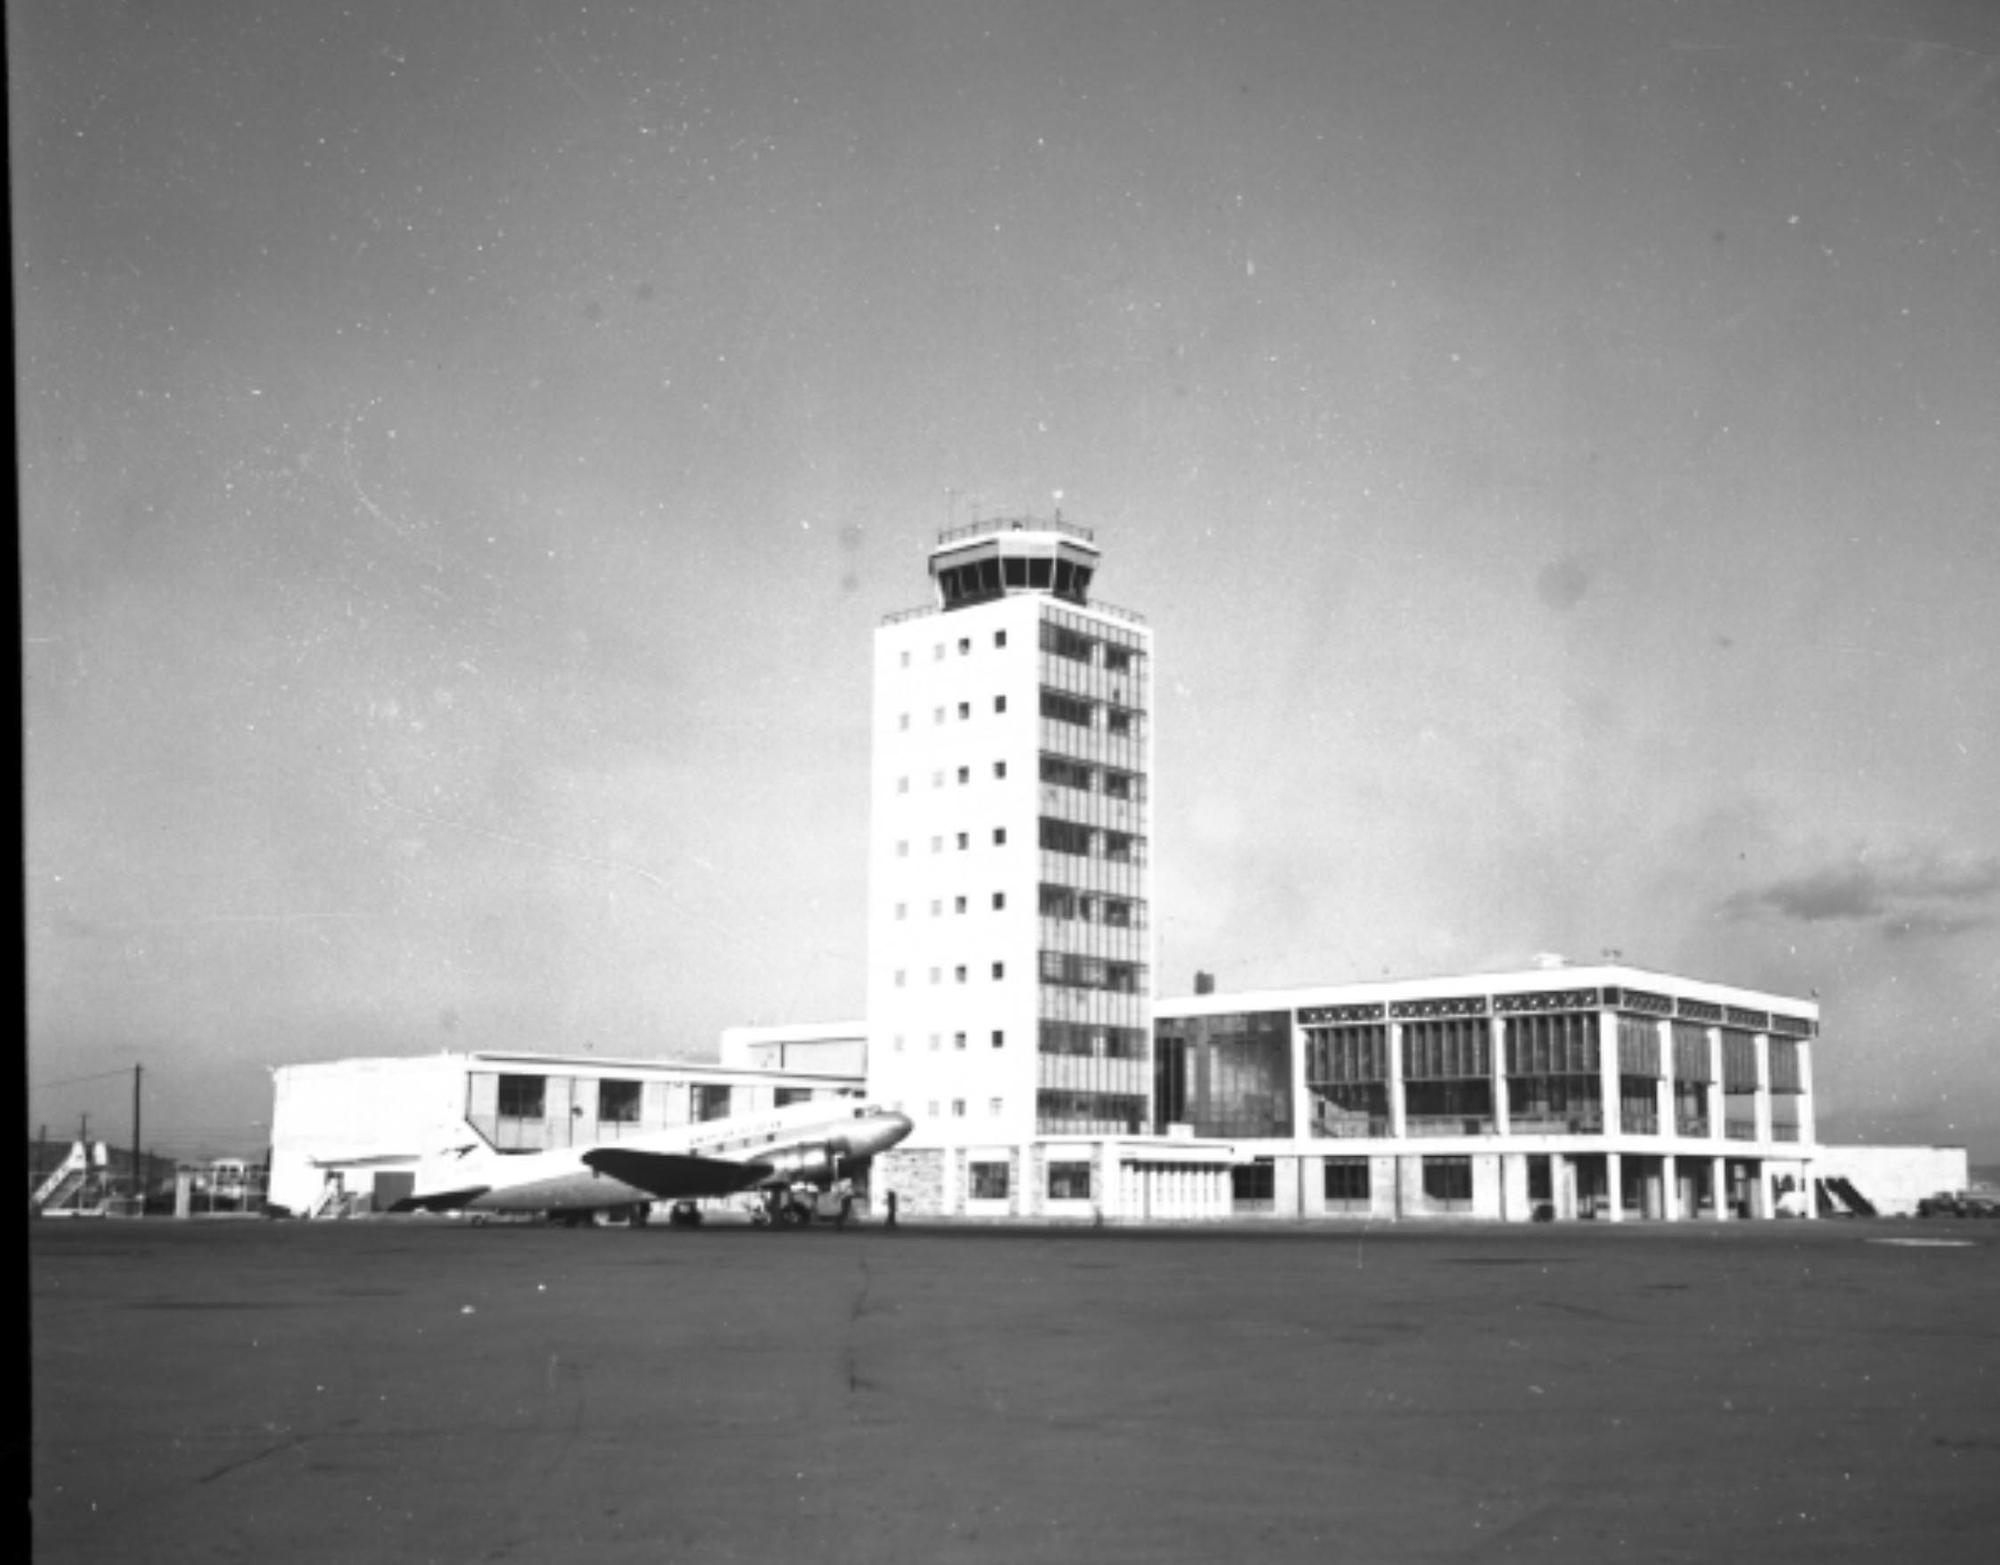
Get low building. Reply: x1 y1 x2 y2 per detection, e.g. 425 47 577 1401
1154 963 1820 1223
268 1049 862 1217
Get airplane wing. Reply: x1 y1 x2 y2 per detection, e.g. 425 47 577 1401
389 1185 492 1214
579 1149 773 1199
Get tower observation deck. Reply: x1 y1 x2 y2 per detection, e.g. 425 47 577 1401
929 516 1101 611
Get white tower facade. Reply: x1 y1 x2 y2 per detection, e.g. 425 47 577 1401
867 519 1154 1152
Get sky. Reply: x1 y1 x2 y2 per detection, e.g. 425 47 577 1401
16 1 1999 1165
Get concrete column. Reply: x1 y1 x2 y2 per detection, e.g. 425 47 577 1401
1754 1162 1774 1221
1398 1154 1422 1218
1711 1155 1730 1220
1387 1022 1407 1137
1290 1016 1309 1140
1602 1152 1623 1222
1662 1154 1680 1222
1275 1156 1302 1220
1501 1153 1531 1223
1490 1015 1510 1137
1598 1011 1622 1136
1372 1156 1398 1222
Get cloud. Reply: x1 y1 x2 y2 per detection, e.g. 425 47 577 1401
1720 847 2000 940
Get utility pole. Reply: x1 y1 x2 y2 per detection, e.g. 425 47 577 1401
131 1065 143 1214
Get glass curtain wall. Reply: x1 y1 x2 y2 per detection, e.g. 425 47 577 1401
1504 1012 1601 1133
1152 1011 1292 1137
1721 1029 1759 1140
1671 1022 1712 1135
1616 1015 1662 1133
1402 1016 1493 1134
1306 1023 1390 1138
1036 607 1151 1134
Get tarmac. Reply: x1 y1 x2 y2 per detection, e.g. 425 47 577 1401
30 1214 2000 1564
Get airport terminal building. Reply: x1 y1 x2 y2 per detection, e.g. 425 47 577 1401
263 517 1964 1224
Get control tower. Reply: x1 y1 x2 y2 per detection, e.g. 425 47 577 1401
867 516 1155 1164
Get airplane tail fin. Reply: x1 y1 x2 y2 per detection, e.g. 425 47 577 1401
393 1120 496 1213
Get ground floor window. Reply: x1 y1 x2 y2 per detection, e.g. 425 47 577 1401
1231 1159 1275 1210
775 1087 813 1107
1422 1155 1473 1210
497 1074 545 1120
1047 1162 1092 1200
1323 1158 1370 1205
598 1079 642 1125
693 1085 733 1122
970 1161 1010 1200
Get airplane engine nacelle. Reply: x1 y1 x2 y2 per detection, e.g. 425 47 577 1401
759 1145 838 1186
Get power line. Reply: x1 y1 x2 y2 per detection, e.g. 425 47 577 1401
29 1068 137 1093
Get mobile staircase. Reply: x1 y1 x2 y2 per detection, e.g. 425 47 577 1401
1815 1176 1878 1218
30 1142 111 1218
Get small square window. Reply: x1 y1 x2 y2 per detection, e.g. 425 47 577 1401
899 713 910 730
992 962 1006 980
993 892 1006 910
957 766 970 785
958 638 971 655
995 695 1008 713
993 828 1007 845
955 965 968 984
996 631 1008 648
992 1030 1004 1048
895 903 906 920
952 1100 966 1118
896 841 908 857
958 702 971 720
954 1031 967 1049
955 896 968 914
957 832 969 850
994 761 1007 779
989 1098 1003 1117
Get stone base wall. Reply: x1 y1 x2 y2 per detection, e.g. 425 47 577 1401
877 1149 945 1216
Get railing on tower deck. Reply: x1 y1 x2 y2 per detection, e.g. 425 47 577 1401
937 515 1096 546
881 598 1148 627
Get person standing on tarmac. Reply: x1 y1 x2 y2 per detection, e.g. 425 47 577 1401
832 1176 855 1229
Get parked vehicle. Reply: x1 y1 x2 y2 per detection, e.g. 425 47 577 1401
1916 1190 2000 1218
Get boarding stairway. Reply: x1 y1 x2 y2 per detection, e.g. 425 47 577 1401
1815 1176 1878 1218
30 1142 111 1217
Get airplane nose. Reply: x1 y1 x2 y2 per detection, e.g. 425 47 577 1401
851 1112 914 1156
